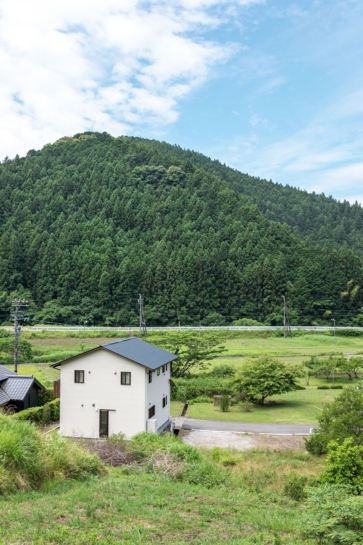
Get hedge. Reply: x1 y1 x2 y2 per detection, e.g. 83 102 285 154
12 399 60 425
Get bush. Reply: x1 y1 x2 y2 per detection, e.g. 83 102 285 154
220 395 230 412
38 388 54 405
319 438 363 488
305 387 363 455
12 399 60 425
301 484 363 544
173 376 230 401
305 433 326 456
0 413 104 494
284 474 308 501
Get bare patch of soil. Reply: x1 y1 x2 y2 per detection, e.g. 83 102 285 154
181 430 307 451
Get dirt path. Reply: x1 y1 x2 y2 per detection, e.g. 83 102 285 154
182 430 307 451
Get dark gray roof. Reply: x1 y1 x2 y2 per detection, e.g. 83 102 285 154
102 337 178 370
0 388 10 406
1 377 36 401
0 364 16 381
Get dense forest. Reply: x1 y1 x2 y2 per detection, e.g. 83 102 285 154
0 132 362 326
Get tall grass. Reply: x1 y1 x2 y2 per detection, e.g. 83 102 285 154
0 413 105 494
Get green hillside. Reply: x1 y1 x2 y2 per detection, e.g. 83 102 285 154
138 138 363 252
0 132 362 326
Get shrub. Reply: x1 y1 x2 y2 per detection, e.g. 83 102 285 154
284 474 308 501
301 484 363 544
317 386 330 389
220 395 230 412
12 399 60 425
38 388 54 405
330 385 343 389
319 438 363 488
305 387 363 455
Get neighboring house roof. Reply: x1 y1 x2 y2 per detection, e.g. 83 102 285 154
102 338 178 370
0 364 45 406
52 337 178 370
0 364 16 381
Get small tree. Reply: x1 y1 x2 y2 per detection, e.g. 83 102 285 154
159 332 225 378
340 357 363 380
231 356 302 405
305 387 363 455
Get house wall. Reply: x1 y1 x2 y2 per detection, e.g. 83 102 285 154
59 348 147 439
23 383 40 409
146 363 170 431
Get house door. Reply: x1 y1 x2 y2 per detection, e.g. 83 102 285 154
99 410 109 438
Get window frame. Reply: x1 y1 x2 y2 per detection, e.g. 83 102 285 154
148 371 153 383
121 372 131 386
162 395 168 408
74 370 84 384
157 368 160 376
148 405 155 419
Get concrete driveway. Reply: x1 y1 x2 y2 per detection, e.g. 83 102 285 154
182 418 315 435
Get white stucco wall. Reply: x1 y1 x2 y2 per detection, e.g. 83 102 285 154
146 363 171 431
59 348 147 439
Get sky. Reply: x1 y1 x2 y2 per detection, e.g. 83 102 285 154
1 0 363 203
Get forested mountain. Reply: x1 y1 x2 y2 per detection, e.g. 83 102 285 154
137 139 363 252
0 132 362 326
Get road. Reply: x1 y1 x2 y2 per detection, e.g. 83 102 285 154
181 417 315 435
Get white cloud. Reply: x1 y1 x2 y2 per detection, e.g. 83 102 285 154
0 0 260 157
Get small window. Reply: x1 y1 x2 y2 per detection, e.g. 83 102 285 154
162 396 168 408
75 370 84 383
162 365 165 373
121 372 131 385
148 405 155 418
157 368 160 376
165 364 168 372
149 371 153 383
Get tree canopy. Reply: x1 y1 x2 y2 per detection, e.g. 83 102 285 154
0 132 363 325
231 356 301 405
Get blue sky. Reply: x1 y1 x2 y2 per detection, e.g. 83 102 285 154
1 0 363 202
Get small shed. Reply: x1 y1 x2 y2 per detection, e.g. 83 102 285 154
0 364 45 412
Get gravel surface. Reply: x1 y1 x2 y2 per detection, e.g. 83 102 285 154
182 430 307 450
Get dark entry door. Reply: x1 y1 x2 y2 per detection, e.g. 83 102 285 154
99 410 109 438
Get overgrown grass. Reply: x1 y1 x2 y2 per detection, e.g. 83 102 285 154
0 413 105 495
0 431 323 544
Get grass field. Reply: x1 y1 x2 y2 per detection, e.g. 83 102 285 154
3 329 362 424
0 447 324 545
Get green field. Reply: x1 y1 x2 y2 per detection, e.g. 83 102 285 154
4 329 363 424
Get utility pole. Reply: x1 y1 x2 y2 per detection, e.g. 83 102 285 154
138 294 147 336
282 295 292 338
331 318 336 344
11 299 29 373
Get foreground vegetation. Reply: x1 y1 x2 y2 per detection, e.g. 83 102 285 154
0 427 324 545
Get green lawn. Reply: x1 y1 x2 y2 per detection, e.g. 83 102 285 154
171 375 359 424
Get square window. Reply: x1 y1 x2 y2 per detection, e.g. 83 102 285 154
148 405 155 418
157 368 160 376
149 371 153 383
121 372 131 385
75 370 84 383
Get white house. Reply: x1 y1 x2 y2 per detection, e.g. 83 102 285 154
52 337 178 439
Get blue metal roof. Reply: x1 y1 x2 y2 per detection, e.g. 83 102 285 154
1 377 35 401
0 364 16 382
0 388 10 406
102 337 178 370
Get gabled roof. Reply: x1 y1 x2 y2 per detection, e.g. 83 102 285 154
1 377 36 401
0 364 45 406
102 338 178 370
0 364 16 381
53 337 178 371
